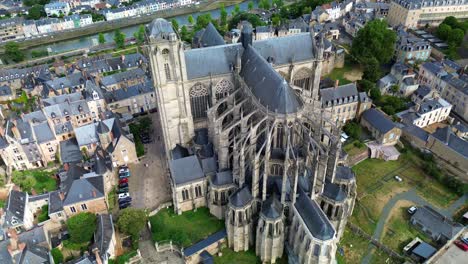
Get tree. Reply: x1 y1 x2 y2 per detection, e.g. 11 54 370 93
248 1 254 10
117 208 147 239
180 25 190 42
114 29 126 49
98 33 106 44
258 0 270 10
362 57 381 82
442 16 459 29
188 15 194 24
220 4 227 27
351 20 397 65
234 4 241 14
5 42 25 62
195 14 212 31
436 23 452 41
343 121 362 140
357 79 375 93
303 6 312 15
27 4 45 20
369 87 381 102
272 15 281 27
448 28 464 46
171 19 179 32
390 85 399 95
133 25 145 44
51 248 63 264
273 0 284 8
66 212 97 244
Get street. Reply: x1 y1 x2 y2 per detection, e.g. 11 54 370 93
128 112 171 210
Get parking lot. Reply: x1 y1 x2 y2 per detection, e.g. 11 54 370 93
128 112 172 210
434 239 468 263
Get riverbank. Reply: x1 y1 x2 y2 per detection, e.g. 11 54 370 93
0 0 244 53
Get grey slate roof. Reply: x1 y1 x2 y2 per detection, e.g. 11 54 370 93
241 45 302 114
59 163 89 193
362 108 396 134
294 188 335 240
0 85 12 97
184 33 315 80
335 166 354 180
320 83 359 107
201 157 217 175
410 205 463 241
413 85 432 99
169 155 205 185
323 180 346 202
60 138 83 163
4 190 27 228
33 122 55 144
48 191 63 214
402 124 429 141
431 127 468 158
147 18 174 39
15 244 49 264
97 121 110 134
412 242 436 259
93 214 114 260
193 22 225 48
261 195 282 219
63 175 104 206
229 186 252 208
18 226 47 245
171 144 189 160
23 111 47 123
104 81 154 103
75 118 115 147
211 170 233 186
183 230 227 257
100 68 146 87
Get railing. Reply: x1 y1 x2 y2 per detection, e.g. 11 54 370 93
154 240 183 256
148 201 173 216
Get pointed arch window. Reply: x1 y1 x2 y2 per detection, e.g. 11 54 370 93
190 83 211 119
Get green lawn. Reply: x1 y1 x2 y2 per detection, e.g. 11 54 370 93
109 250 138 264
38 205 49 222
214 248 260 264
12 169 57 194
343 140 367 157
324 60 362 85
108 187 117 211
149 207 224 247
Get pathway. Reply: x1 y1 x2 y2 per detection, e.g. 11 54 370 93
361 190 467 264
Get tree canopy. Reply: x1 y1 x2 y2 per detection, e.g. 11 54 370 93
133 25 145 44
228 12 265 30
98 33 106 44
27 4 46 20
5 42 25 63
351 19 397 65
117 208 147 238
171 19 179 32
114 29 126 49
66 212 97 244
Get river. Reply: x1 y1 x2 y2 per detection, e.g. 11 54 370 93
28 0 259 56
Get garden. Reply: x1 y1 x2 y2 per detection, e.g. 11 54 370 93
149 207 224 247
11 169 57 194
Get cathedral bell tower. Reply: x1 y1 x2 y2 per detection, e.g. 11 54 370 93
146 18 194 155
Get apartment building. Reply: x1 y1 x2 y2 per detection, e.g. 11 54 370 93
439 74 468 121
378 63 419 96
44 2 71 17
387 0 468 28
0 17 24 42
399 97 452 127
395 28 432 63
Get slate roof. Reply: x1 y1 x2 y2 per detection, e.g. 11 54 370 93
0 85 12 97
59 163 89 193
104 81 154 103
100 68 146 87
410 205 463 240
18 226 47 245
23 111 47 123
194 128 209 145
60 138 83 164
33 122 55 144
75 118 115 146
147 18 174 39
417 97 450 114
63 175 105 206
93 214 114 260
412 242 436 259
413 85 432 99
261 195 282 219
201 157 217 175
211 170 233 186
171 144 189 160
402 124 429 142
335 166 354 180
169 155 204 185
229 186 252 208
241 45 302 114
323 180 346 202
295 188 335 240
184 33 315 80
48 191 63 214
183 230 227 257
96 121 110 134
92 149 112 175
15 244 49 264
362 108 396 134
4 190 27 228
193 22 225 48
320 83 359 107
431 127 468 158
377 74 397 89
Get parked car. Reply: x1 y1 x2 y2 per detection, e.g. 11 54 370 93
461 237 468 245
119 197 132 204
118 192 130 199
119 171 130 178
117 187 129 193
119 182 129 188
407 206 417 215
120 165 129 169
119 202 131 209
394 175 403 182
119 168 129 174
454 240 468 251
119 178 129 184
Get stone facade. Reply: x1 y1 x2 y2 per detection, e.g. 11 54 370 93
63 197 108 217
148 19 356 263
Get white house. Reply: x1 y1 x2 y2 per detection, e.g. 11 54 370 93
400 97 452 128
44 2 71 17
22 20 38 38
322 1 341 21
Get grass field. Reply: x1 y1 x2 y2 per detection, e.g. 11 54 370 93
325 60 362 85
12 169 57 194
214 248 260 264
149 207 224 247
343 140 367 157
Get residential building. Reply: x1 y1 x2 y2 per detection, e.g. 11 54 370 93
361 108 401 146
0 17 24 42
104 81 156 115
320 82 372 123
387 0 468 28
322 1 341 21
411 85 437 104
91 214 117 264
439 74 468 121
418 61 448 91
378 63 419 96
342 11 374 37
22 20 38 38
3 191 34 232
410 206 464 244
354 1 390 16
399 97 452 127
311 6 330 23
44 2 71 17
0 85 13 101
395 28 431 63
99 68 146 90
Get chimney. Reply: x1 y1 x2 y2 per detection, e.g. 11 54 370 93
415 103 420 112
63 163 69 171
334 79 340 88
59 191 65 201
11 125 21 140
92 190 96 198
93 248 103 264
0 126 4 137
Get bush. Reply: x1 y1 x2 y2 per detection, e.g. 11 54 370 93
343 121 362 140
66 213 97 244
51 248 63 264
38 204 49 222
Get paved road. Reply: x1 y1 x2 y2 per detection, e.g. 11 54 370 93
361 190 467 264
128 112 171 210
